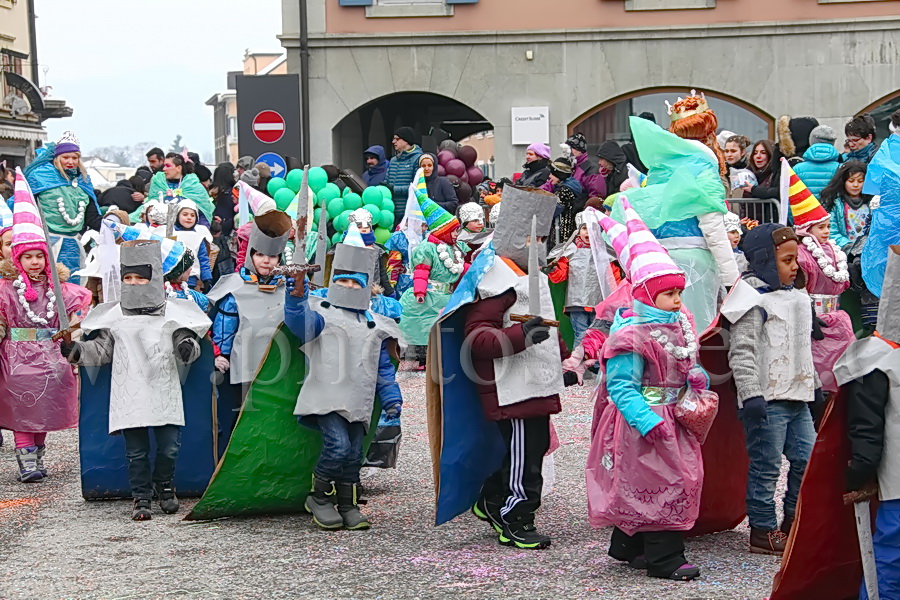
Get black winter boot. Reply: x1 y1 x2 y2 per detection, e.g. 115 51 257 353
780 514 795 536
336 482 370 530
472 496 505 534
132 499 152 521
154 482 179 514
305 475 343 530
499 517 551 549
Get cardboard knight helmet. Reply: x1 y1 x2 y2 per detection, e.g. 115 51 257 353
120 240 166 313
492 185 557 270
326 223 377 311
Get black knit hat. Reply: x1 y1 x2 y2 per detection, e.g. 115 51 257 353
549 158 573 180
394 127 417 146
565 132 588 153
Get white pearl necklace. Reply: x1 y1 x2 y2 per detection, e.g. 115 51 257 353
437 243 464 275
13 276 56 326
802 236 849 283
57 196 87 227
649 312 697 361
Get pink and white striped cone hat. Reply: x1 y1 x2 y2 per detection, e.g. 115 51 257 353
596 211 632 281
619 196 683 287
11 167 54 301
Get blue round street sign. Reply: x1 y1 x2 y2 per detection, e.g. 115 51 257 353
256 152 287 179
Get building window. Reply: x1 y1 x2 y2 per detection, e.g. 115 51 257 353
365 0 455 17
227 117 238 142
116 172 127 181
623 0 715 10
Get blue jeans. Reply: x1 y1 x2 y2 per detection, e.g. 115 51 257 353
862 499 900 600
568 308 593 347
302 412 365 484
741 401 815 530
122 425 182 501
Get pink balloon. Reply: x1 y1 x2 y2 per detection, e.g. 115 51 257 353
437 165 447 177
460 170 468 184
445 159 466 178
437 150 456 167
456 181 472 203
466 166 484 186
458 145 478 168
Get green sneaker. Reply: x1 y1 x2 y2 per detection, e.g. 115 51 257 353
472 497 504 534
499 519 551 550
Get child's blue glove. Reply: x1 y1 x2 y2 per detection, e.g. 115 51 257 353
383 401 402 420
285 277 308 297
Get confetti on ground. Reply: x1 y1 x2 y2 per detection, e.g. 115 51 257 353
0 368 785 599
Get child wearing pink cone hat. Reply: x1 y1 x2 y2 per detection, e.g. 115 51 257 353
585 199 711 581
0 169 91 482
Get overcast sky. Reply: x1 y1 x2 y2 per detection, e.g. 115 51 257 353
36 0 282 158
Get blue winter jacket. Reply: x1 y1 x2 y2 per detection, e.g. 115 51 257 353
362 145 388 187
283 292 402 410
385 145 424 222
794 144 840 198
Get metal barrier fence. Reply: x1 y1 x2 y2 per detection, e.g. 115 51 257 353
727 198 781 224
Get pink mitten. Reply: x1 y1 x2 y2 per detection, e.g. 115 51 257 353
686 366 709 391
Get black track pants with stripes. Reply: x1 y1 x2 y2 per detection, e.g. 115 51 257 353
481 416 550 524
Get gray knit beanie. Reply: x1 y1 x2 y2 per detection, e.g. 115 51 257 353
809 125 837 147
240 167 260 187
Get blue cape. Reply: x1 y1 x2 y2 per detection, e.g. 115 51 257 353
429 242 505 525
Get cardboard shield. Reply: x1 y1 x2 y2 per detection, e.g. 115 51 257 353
78 339 217 499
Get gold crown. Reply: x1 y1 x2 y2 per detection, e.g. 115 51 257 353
665 90 710 123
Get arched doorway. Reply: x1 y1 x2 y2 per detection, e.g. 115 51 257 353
332 92 493 171
569 88 774 156
859 91 900 143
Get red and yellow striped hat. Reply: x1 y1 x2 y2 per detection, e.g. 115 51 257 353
785 161 830 230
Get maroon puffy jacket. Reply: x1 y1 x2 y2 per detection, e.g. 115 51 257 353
463 289 569 421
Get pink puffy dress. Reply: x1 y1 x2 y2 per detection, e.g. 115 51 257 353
797 237 855 392
586 308 703 535
0 273 91 433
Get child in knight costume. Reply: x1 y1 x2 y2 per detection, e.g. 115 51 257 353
785 163 854 394
721 223 820 555
0 169 91 482
63 239 210 520
283 235 403 530
547 211 603 347
173 199 214 292
398 169 468 367
586 199 710 582
838 245 900 599
429 185 577 549
207 182 292 443
346 207 393 297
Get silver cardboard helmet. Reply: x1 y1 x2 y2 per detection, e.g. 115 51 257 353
877 245 900 344
493 185 557 270
243 210 293 273
326 243 377 311
120 240 165 313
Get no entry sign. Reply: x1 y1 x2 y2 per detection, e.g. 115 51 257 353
252 110 286 144
236 74 301 161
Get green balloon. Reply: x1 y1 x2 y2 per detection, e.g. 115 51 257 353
308 167 328 193
274 188 296 212
378 210 395 230
380 197 395 212
362 186 383 205
374 227 391 245
313 208 322 224
285 169 304 193
380 186 392 200
267 177 287 196
326 198 344 220
331 232 342 246
319 182 341 202
335 211 351 233
343 193 363 211
342 186 352 198
363 204 381 223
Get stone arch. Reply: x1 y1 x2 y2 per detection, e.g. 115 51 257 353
568 87 775 155
332 91 493 170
